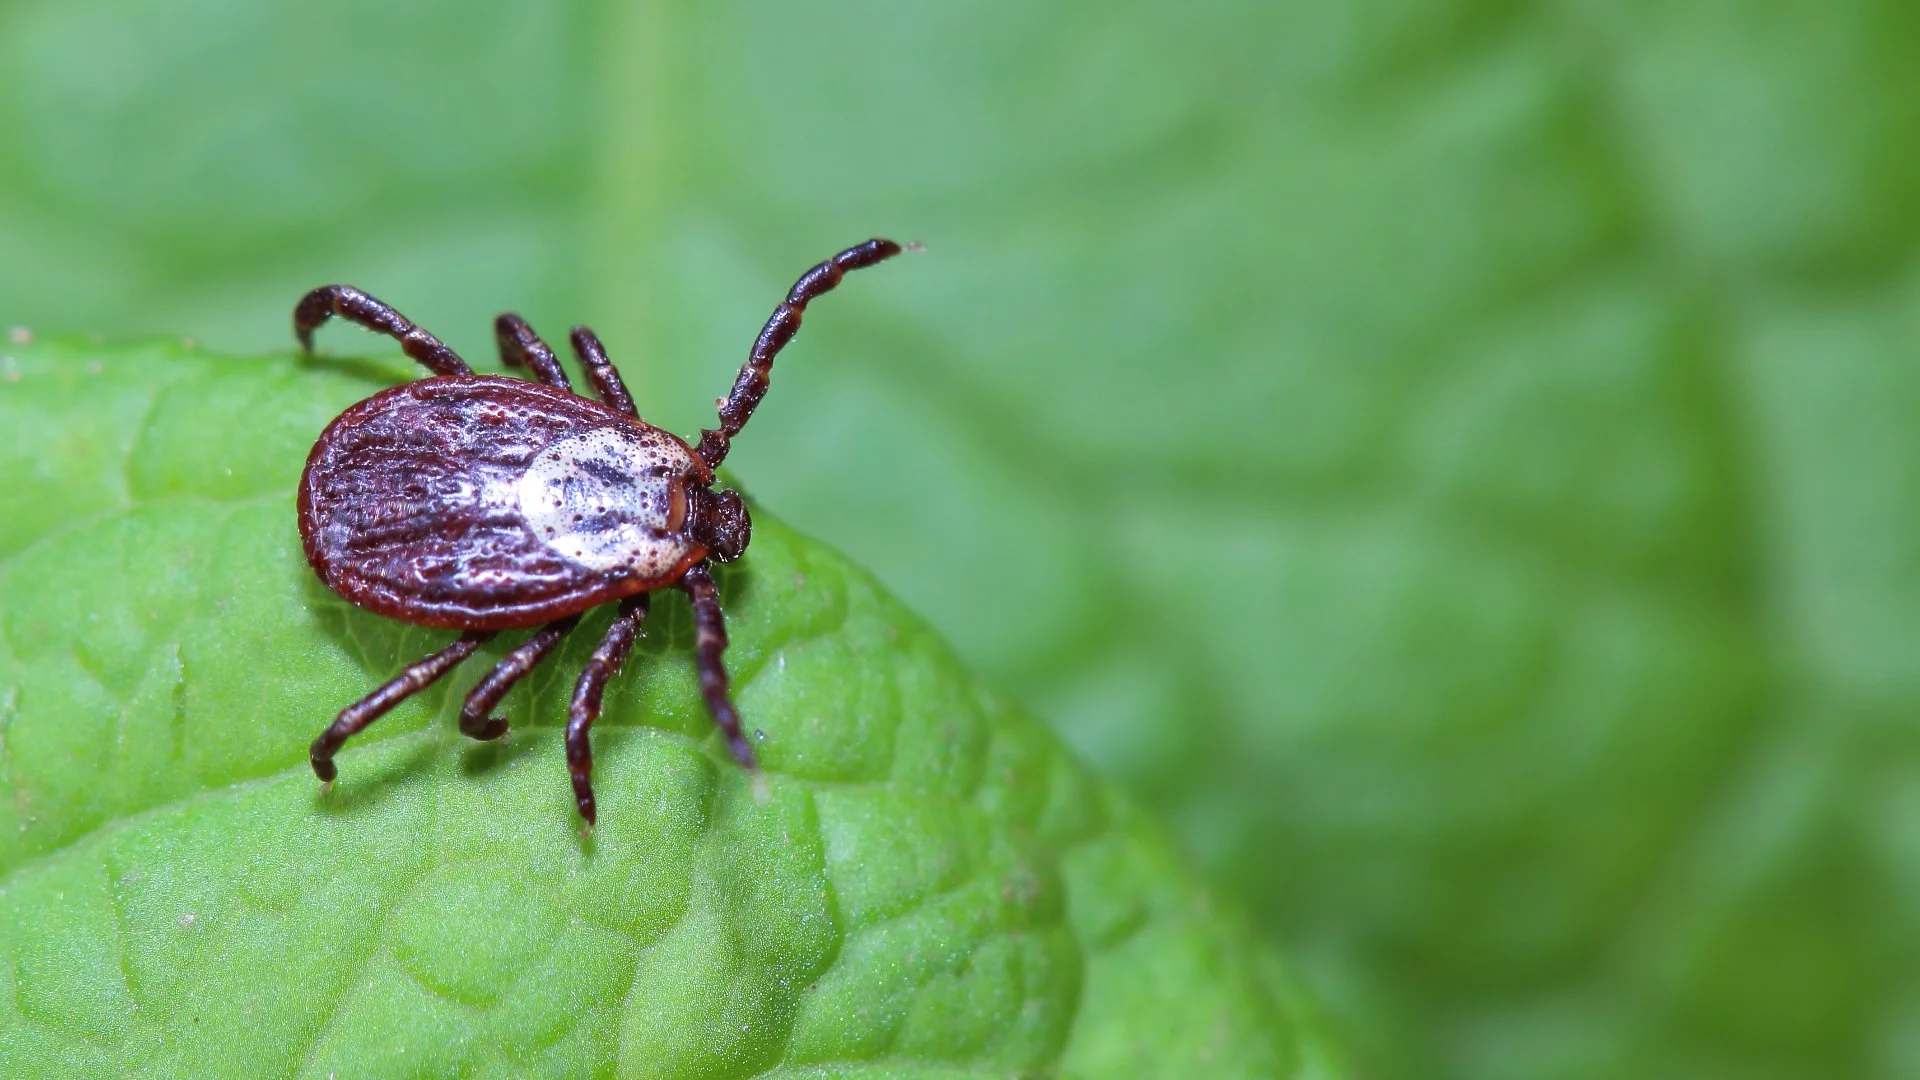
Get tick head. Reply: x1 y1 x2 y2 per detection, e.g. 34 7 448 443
692 486 751 563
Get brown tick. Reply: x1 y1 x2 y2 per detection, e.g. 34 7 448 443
295 238 904 824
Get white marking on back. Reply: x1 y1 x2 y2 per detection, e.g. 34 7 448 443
517 426 692 576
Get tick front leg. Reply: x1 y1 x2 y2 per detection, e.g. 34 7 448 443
459 615 581 741
566 594 650 826
494 313 573 391
694 238 905 469
679 563 759 771
310 630 496 783
567 326 638 418
293 285 471 377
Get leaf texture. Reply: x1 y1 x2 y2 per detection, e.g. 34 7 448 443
0 342 1342 1078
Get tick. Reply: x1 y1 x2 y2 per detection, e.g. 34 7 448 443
295 238 905 824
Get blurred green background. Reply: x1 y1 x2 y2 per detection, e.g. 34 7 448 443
3 1 1917 1076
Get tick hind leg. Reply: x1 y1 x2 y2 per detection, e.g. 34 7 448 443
459 615 581 741
310 630 497 784
568 326 638 418
295 285 471 377
495 314 573 391
680 563 759 771
566 594 650 826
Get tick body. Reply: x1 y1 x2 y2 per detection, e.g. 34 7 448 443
295 238 904 824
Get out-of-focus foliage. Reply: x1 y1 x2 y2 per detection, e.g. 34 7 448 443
1 1 1916 1076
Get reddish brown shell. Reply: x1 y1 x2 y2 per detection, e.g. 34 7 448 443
299 376 713 629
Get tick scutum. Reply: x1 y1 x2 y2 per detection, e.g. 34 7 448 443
293 237 907 825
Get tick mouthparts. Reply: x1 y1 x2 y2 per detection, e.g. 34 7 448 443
691 487 752 563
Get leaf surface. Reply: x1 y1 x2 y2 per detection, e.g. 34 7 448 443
2 2 1918 1076
0 342 1341 1078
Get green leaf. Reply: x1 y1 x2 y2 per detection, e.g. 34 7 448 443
0 340 1344 1078
4 2 1919 1077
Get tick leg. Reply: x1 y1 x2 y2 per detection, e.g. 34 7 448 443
694 238 907 469
494 313 573 391
566 594 650 826
679 563 759 771
293 285 471 377
568 326 637 419
458 615 581 741
310 630 496 783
